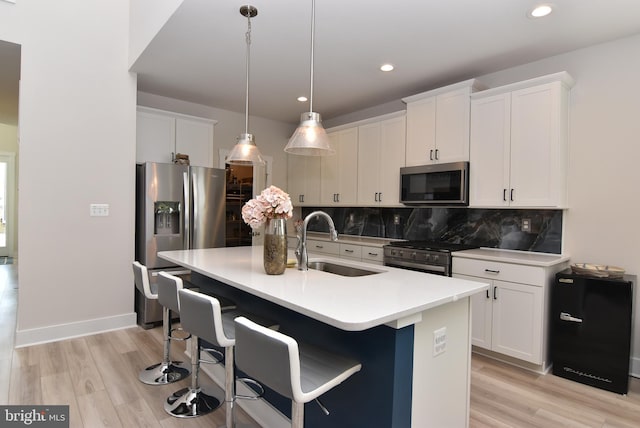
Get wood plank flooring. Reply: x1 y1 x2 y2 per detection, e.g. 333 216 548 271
1 262 639 427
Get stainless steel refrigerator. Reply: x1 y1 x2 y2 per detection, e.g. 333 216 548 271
135 162 226 327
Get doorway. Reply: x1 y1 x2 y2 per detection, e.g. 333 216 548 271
0 153 15 257
219 149 272 246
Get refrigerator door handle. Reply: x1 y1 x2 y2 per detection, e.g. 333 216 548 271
183 171 190 249
560 312 583 323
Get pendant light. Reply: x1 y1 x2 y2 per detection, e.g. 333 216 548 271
227 5 265 166
284 0 335 156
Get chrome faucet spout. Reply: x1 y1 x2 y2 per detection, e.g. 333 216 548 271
296 211 338 271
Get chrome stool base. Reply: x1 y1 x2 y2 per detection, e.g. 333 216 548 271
164 386 222 418
138 361 190 385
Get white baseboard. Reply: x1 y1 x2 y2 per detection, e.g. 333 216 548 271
14 312 137 348
631 356 640 378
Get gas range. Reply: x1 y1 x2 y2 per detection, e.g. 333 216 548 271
383 241 479 276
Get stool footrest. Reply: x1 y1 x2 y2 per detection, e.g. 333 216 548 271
199 347 224 364
236 377 265 400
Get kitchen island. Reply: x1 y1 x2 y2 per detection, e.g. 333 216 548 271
159 246 488 428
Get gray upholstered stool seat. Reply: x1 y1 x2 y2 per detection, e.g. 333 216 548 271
234 316 362 428
175 288 277 425
133 261 190 385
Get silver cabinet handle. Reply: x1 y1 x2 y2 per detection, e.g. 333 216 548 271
493 286 497 300
485 269 500 274
344 249 354 253
435 149 439 160
368 252 378 256
315 245 323 249
510 188 514 201
503 189 507 202
560 312 583 323
429 149 434 161
378 192 382 202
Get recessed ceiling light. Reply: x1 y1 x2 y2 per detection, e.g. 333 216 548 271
380 64 395 72
297 96 308 102
529 4 553 18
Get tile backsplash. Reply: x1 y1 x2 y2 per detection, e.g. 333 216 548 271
300 207 563 254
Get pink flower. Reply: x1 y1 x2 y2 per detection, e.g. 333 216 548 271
242 186 293 229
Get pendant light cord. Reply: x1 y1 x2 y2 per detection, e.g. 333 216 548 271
245 12 252 134
309 0 316 113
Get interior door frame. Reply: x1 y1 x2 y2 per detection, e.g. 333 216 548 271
0 152 16 257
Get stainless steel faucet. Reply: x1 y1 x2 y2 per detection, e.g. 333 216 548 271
296 211 338 271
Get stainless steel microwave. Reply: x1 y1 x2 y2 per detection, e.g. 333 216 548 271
400 161 469 205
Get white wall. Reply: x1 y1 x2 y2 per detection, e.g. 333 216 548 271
137 92 295 190
129 0 183 67
0 0 138 345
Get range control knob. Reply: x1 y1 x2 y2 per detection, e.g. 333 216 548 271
411 251 417 259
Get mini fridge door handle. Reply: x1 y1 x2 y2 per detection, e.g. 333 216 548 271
560 312 583 323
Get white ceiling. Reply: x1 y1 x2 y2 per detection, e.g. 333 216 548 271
2 1 640 128
131 0 640 124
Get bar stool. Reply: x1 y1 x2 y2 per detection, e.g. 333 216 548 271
234 316 362 428
175 288 274 425
132 261 190 385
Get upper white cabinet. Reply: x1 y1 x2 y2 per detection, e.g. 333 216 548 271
287 154 321 206
357 113 406 206
136 106 216 168
321 127 359 205
469 72 574 208
403 79 482 166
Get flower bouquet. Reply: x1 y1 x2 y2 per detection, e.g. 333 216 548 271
242 186 292 274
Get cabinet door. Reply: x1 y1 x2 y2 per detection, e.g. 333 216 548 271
136 110 175 164
435 87 471 163
491 280 543 364
455 274 493 349
405 97 436 166
322 127 358 205
378 116 406 206
509 82 565 207
175 117 214 168
357 122 381 205
287 155 321 206
469 93 511 207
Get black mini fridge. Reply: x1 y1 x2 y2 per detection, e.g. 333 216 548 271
550 269 634 394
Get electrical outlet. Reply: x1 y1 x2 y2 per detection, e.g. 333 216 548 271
90 203 109 217
522 218 531 232
433 327 447 356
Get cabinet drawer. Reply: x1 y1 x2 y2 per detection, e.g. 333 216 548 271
452 257 545 286
307 239 339 256
361 246 384 263
339 243 362 259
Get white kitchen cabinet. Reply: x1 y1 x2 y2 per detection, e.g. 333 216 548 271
136 106 215 168
403 79 481 166
287 154 321 206
453 266 544 365
469 72 573 208
453 252 569 370
321 127 358 205
357 114 406 206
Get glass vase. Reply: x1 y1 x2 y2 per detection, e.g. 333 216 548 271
263 218 287 275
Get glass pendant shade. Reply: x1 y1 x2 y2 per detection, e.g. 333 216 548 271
285 112 335 156
227 5 264 166
227 133 265 165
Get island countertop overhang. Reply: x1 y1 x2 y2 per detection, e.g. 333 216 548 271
158 246 488 331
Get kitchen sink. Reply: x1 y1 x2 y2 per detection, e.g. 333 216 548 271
307 261 381 277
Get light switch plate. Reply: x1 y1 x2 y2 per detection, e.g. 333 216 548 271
433 327 447 356
90 203 109 217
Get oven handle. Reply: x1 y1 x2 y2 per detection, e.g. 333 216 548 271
383 259 447 274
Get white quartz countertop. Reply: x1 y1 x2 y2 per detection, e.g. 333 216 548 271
158 246 488 331
452 248 570 267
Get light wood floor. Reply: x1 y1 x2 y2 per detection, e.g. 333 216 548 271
1 262 639 427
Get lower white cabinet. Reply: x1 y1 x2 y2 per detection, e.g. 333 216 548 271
305 239 384 266
452 256 567 368
456 273 543 363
